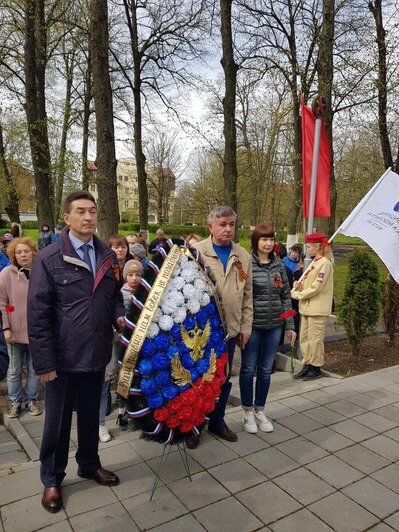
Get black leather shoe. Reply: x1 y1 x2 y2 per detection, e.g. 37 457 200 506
293 364 311 380
77 467 120 486
208 425 238 442
185 434 201 449
302 366 322 381
42 487 63 513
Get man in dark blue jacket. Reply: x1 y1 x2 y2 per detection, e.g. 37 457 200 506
28 190 125 513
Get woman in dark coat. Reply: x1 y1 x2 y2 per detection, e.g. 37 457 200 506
240 223 296 434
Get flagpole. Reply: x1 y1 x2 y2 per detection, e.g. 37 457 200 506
304 96 326 270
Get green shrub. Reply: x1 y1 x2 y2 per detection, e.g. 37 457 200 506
21 220 39 229
337 249 382 355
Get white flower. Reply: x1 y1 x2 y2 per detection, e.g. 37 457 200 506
187 299 201 314
158 315 174 331
185 259 198 270
173 307 187 323
172 266 181 277
194 278 206 292
147 322 159 339
170 276 185 291
152 308 162 323
167 290 185 307
180 255 189 267
183 284 195 299
181 267 196 283
200 292 210 306
161 297 177 315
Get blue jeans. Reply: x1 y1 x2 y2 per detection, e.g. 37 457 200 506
239 328 282 408
208 336 237 431
99 379 111 426
7 343 39 404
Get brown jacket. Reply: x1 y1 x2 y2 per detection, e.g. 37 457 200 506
291 256 333 316
194 236 253 338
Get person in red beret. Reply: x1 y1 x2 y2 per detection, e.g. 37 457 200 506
290 233 333 380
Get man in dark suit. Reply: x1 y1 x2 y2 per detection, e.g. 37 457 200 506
28 191 125 513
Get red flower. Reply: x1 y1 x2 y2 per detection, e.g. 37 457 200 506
279 309 297 320
166 416 180 429
154 407 169 422
180 422 194 433
5 305 15 313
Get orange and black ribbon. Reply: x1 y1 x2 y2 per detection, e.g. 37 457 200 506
234 259 249 282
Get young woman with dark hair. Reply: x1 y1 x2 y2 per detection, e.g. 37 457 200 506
240 223 296 434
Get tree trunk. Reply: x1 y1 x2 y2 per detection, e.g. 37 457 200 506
54 52 74 224
383 275 399 346
220 0 238 214
368 0 397 345
89 0 119 238
289 91 302 234
128 1 149 230
24 0 54 227
317 0 336 234
0 121 20 223
82 49 92 190
368 0 393 169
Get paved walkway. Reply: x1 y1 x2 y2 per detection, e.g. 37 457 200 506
3 364 399 531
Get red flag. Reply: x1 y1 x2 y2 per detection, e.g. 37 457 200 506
301 100 331 218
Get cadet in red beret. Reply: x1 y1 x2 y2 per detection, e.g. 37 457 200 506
290 233 333 380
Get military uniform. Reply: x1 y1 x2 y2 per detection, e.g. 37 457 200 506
291 255 333 367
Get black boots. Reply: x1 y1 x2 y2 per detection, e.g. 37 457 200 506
294 364 322 381
293 364 311 379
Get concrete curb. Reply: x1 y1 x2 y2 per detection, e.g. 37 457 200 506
3 416 40 462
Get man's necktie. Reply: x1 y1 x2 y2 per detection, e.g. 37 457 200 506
81 243 94 275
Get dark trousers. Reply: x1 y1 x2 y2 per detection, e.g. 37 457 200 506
208 336 237 431
40 370 104 487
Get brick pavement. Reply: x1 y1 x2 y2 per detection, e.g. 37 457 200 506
2 364 399 530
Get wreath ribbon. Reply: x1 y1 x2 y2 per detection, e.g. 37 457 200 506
117 245 184 398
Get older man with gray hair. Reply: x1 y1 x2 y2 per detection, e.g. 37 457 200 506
187 206 253 449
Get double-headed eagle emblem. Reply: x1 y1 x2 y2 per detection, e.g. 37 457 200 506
171 320 216 386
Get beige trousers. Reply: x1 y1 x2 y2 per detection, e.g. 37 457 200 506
299 315 328 367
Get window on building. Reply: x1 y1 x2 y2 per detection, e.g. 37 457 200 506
124 175 128 182
125 187 129 195
90 184 96 192
124 200 129 209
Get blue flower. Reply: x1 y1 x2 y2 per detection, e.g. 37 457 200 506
155 371 171 387
198 356 211 374
181 353 195 369
191 368 200 381
170 324 182 342
154 334 170 351
207 301 217 315
210 331 221 346
184 316 196 331
147 393 164 409
163 384 179 400
167 346 179 360
152 353 170 370
137 359 153 375
140 378 157 394
214 341 226 356
210 315 221 329
196 309 208 328
141 339 156 357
